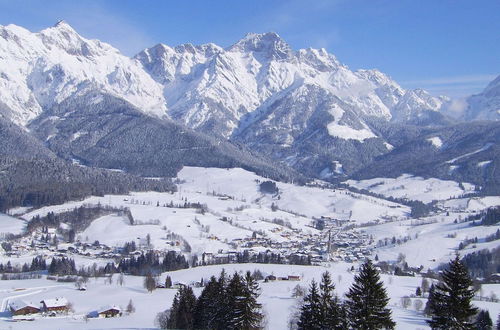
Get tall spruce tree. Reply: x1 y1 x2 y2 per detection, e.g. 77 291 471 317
427 256 478 329
237 271 264 329
297 279 322 330
214 270 231 329
424 283 436 316
167 285 197 329
167 295 179 329
319 271 345 329
194 276 224 329
475 310 493 330
227 272 247 329
345 259 395 330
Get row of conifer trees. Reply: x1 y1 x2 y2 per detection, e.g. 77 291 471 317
157 270 263 329
156 256 497 329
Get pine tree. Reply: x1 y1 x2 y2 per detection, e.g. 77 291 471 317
345 259 395 330
165 275 172 288
427 256 478 329
424 284 436 316
144 272 156 293
126 299 135 314
297 279 322 330
168 286 197 329
238 271 263 329
214 270 231 329
496 313 500 330
475 310 493 330
194 276 223 329
227 272 247 329
319 271 344 329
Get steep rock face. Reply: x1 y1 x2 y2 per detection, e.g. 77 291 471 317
0 21 166 125
464 75 500 121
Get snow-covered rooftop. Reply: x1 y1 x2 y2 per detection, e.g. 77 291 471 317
42 297 68 308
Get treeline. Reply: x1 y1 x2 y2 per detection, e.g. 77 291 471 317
461 246 500 281
117 251 189 276
341 184 438 218
1 251 189 278
465 206 500 226
201 251 311 266
48 257 77 275
27 204 132 235
156 270 263 329
0 156 176 212
0 256 46 274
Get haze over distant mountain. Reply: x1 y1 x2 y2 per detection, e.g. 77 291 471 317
463 75 500 121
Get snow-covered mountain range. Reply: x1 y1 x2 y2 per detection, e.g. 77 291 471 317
0 21 166 126
0 22 498 186
136 32 449 139
0 22 450 133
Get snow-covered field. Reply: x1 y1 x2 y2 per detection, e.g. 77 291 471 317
1 167 499 329
345 174 477 203
19 167 410 254
0 263 498 330
0 213 26 237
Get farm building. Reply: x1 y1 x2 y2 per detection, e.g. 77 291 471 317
98 305 122 318
40 297 69 313
9 300 40 315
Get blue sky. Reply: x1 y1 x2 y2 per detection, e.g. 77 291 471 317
0 0 498 97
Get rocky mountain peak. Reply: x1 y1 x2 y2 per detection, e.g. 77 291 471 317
228 32 292 60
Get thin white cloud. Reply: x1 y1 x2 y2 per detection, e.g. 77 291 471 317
401 74 498 98
402 74 497 86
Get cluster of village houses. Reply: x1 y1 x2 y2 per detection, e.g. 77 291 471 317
8 297 122 320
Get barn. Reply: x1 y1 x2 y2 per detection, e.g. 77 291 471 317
98 305 122 318
40 297 69 313
9 300 40 316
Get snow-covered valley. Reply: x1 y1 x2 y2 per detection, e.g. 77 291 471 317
0 167 498 329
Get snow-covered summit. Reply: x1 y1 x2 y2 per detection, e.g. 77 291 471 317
136 32 446 139
0 22 166 125
228 32 293 60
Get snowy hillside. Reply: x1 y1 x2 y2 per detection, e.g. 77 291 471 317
0 213 25 237
20 167 409 255
345 174 476 203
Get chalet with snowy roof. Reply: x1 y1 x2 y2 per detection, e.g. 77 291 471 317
40 297 69 313
98 305 122 318
9 300 40 315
